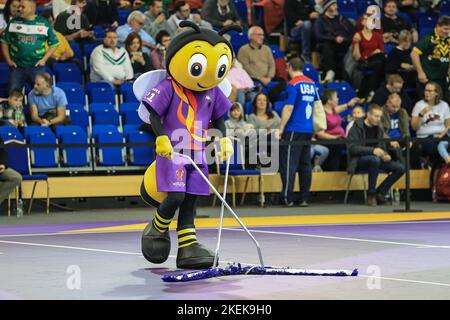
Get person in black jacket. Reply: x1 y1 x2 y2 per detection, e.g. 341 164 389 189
347 104 405 206
201 0 242 29
0 135 22 208
313 0 355 82
385 30 416 88
372 74 413 115
125 32 154 80
84 0 119 28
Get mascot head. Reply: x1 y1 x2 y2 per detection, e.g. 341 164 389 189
165 21 242 92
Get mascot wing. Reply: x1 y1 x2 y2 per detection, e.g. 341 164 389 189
134 70 168 124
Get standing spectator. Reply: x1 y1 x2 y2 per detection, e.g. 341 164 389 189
125 32 153 79
247 93 280 131
90 29 133 85
411 16 450 101
372 74 413 115
316 89 359 171
84 0 119 29
0 88 25 128
346 105 365 136
381 0 418 45
0 135 22 210
411 82 450 166
381 93 410 161
347 104 405 206
1 0 59 92
352 12 386 100
386 30 416 88
166 1 212 36
143 0 169 39
284 0 318 62
313 0 355 82
52 0 70 20
117 10 156 55
54 0 95 45
150 29 170 70
201 0 241 29
278 57 319 207
28 72 69 127
238 26 275 89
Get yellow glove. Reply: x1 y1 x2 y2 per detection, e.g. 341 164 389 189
155 135 173 159
220 137 233 162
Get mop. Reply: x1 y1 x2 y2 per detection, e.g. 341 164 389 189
162 149 358 282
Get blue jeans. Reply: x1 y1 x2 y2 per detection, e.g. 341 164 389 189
8 66 46 92
438 141 450 160
355 155 405 195
310 144 329 165
290 20 312 56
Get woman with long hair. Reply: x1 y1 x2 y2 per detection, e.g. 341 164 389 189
247 92 280 131
125 32 153 79
150 30 171 70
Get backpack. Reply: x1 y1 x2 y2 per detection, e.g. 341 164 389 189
435 164 450 202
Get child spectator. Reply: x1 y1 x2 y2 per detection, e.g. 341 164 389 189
386 30 416 88
346 105 365 136
0 88 25 129
225 102 254 137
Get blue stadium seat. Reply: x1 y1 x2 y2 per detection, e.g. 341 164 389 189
125 130 154 166
66 103 84 111
29 131 58 167
120 103 141 125
53 63 83 84
442 0 450 14
120 102 139 112
232 0 248 24
59 130 89 167
90 104 120 126
92 124 120 139
418 13 438 30
269 44 285 59
0 87 8 98
356 0 377 15
63 87 86 106
88 87 116 105
86 81 113 92
0 126 23 140
120 86 138 103
118 9 131 25
123 124 141 136
57 82 83 92
54 125 86 139
83 42 99 66
303 63 320 83
0 63 9 86
95 131 125 166
338 0 357 20
24 126 53 141
69 41 83 63
229 30 248 55
93 25 106 39
69 107 89 132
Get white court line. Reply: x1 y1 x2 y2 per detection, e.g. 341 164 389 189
2 239 450 289
222 228 450 249
1 219 450 239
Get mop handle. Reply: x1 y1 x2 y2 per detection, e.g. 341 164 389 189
213 154 230 268
171 151 265 267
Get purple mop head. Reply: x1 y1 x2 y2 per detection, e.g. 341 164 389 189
162 263 358 282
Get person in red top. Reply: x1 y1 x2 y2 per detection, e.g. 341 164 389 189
352 12 386 100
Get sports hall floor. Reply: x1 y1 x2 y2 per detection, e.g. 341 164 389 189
1 201 450 300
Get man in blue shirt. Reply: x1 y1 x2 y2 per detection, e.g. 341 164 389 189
278 57 318 207
116 10 156 55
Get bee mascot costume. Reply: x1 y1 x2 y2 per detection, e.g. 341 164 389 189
133 21 242 269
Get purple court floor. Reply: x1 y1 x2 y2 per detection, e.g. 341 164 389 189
1 220 450 299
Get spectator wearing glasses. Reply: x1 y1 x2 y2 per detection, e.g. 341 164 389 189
117 10 156 55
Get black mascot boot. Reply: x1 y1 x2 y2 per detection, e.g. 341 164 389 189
141 222 171 264
176 242 215 269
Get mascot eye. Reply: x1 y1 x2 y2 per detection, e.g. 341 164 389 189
188 53 207 78
216 55 229 80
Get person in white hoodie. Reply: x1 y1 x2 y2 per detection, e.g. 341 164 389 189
90 29 134 86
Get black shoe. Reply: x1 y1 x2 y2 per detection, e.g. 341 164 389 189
376 193 387 205
176 242 215 269
298 201 309 207
141 222 171 264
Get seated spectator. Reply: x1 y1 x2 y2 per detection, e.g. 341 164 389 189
313 0 355 82
54 0 95 45
28 72 69 128
225 102 254 137
117 10 156 55
381 0 418 45
316 89 359 171
386 30 416 88
372 74 413 115
411 82 450 170
0 135 22 211
398 0 419 22
238 26 275 89
1 0 59 92
438 139 450 164
144 0 170 39
381 93 410 161
347 103 405 206
84 0 119 28
0 88 25 129
52 0 71 20
352 12 386 99
310 137 329 172
90 29 133 85
173 0 203 10
284 0 318 62
346 105 365 136
41 12 83 71
125 32 153 80
166 1 212 36
201 0 241 29
226 58 258 107
118 0 144 10
248 92 280 132
150 30 170 70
